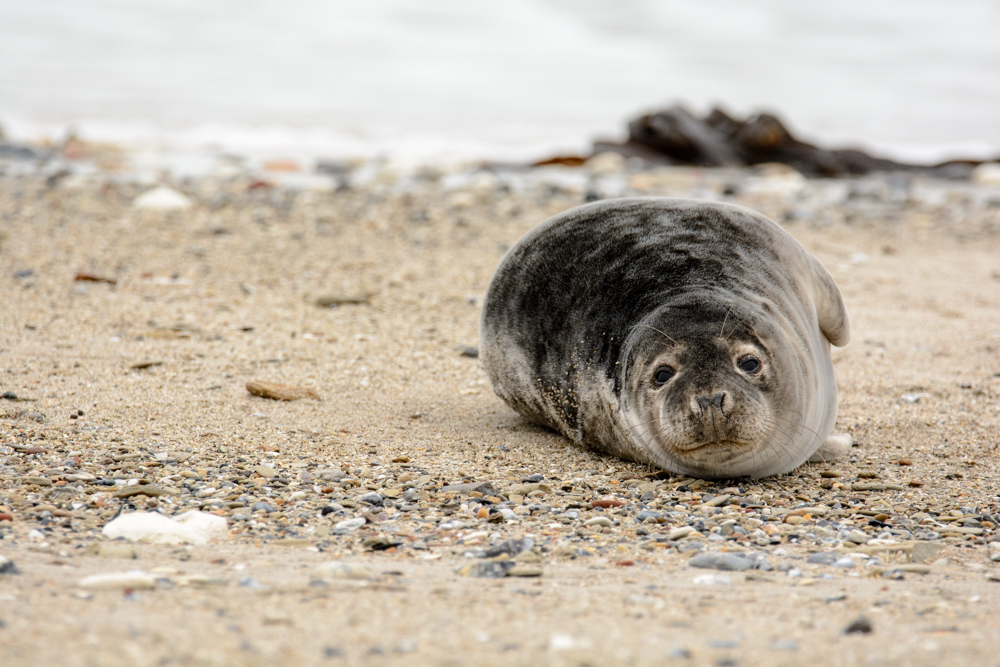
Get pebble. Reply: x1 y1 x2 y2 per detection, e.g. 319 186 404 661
356 492 384 506
482 537 534 558
253 466 277 479
334 518 366 532
843 616 874 635
844 530 870 544
806 552 840 566
457 560 516 578
584 516 613 528
0 556 20 575
246 380 320 401
251 502 275 513
689 553 753 571
102 510 228 545
133 186 192 211
114 485 177 499
669 526 696 541
78 570 160 590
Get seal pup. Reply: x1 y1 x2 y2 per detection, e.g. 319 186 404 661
480 198 851 479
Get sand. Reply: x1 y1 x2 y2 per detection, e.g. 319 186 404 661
1 163 1000 666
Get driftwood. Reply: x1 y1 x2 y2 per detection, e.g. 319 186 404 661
592 105 993 178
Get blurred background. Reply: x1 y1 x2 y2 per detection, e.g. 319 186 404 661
1 0 998 166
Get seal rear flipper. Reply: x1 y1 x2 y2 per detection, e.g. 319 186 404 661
807 432 852 463
806 255 850 347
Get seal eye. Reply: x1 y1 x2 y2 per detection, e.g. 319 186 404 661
653 366 675 385
738 356 761 374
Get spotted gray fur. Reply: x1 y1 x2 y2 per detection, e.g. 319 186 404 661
480 198 850 479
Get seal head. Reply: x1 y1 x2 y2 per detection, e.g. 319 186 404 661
481 198 849 479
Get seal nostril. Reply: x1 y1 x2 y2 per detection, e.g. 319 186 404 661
696 393 727 412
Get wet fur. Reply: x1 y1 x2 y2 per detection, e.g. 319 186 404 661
480 198 850 479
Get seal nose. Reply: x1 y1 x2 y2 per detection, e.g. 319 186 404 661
694 392 728 413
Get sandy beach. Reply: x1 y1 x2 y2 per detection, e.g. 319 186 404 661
2 157 1000 666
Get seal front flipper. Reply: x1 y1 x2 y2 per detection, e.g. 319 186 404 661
806 255 850 347
807 432 852 463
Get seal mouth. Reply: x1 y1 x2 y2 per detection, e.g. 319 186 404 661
672 439 753 454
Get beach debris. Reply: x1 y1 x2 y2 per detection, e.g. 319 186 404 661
74 272 117 285
246 380 320 401
78 570 160 590
315 294 370 307
102 510 228 545
592 105 994 177
133 186 192 211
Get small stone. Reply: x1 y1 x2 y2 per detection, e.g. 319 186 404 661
0 556 21 575
843 616 873 634
483 537 534 558
134 186 192 211
315 295 370 308
22 476 53 487
254 466 277 479
820 470 843 478
457 561 515 578
669 526 695 541
246 380 320 401
251 502 275 513
831 557 856 569
363 536 402 551
806 552 840 566
688 553 753 571
102 510 228 545
334 518 366 532
114 485 177 499
506 566 542 577
356 492 384 507
584 516 614 528
591 498 624 509
78 570 160 590
844 530 869 544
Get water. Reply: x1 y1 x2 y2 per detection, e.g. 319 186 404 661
1 0 998 164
